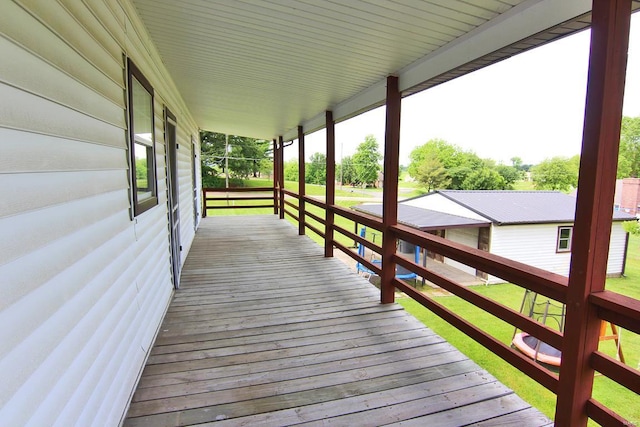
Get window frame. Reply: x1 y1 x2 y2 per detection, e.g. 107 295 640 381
556 226 573 253
127 58 158 217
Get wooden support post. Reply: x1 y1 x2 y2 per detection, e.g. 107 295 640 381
555 1 631 425
279 135 285 220
298 126 306 235
273 139 278 215
325 111 335 258
202 188 207 218
381 75 401 304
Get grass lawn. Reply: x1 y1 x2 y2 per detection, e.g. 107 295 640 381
399 235 640 425
513 180 535 190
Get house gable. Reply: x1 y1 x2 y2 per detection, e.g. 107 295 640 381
402 193 490 222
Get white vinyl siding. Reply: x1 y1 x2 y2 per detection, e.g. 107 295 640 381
0 1 200 426
490 223 573 281
443 227 479 276
487 222 627 283
607 222 628 276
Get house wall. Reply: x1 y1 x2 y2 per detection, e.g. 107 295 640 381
0 1 200 425
619 178 640 216
487 222 627 284
442 228 479 277
607 222 628 277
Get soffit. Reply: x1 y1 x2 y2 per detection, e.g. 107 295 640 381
130 0 613 140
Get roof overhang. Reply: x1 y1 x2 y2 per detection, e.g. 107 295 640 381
353 203 491 231
130 0 638 141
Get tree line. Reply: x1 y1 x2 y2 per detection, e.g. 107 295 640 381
284 134 383 186
200 116 640 191
200 131 272 187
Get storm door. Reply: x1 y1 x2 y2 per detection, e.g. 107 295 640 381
165 108 181 288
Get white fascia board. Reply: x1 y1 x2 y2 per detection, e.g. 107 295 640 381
399 0 591 92
283 0 590 141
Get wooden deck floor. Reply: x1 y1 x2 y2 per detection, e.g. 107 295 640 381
124 216 552 427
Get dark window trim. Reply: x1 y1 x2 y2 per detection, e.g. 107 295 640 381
127 58 158 217
556 225 573 253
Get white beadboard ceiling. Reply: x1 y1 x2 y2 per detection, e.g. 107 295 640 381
130 0 601 140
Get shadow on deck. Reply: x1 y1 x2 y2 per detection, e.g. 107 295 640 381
124 216 551 427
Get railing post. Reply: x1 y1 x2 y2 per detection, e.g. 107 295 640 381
202 188 207 218
298 126 306 235
555 1 631 425
273 138 278 215
381 75 401 304
325 111 335 258
279 135 285 220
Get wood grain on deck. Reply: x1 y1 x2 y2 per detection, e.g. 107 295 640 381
124 216 551 427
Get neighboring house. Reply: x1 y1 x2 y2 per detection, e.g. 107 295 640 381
614 177 640 216
355 190 633 283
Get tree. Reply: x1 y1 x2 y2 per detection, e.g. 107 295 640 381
200 131 271 183
352 135 382 186
511 156 523 170
283 159 299 182
226 136 271 179
496 164 521 188
414 156 450 191
338 155 355 185
408 139 482 190
617 116 640 178
461 167 506 190
531 156 579 191
306 152 326 184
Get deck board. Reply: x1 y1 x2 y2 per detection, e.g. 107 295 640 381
124 216 551 427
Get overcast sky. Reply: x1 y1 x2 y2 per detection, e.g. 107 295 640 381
285 13 640 167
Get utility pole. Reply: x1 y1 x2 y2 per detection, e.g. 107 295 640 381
225 134 229 206
340 141 343 190
225 134 229 189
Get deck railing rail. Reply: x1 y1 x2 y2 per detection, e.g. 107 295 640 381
276 187 640 427
202 187 275 216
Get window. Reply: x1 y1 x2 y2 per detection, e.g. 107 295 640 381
557 226 573 252
127 58 157 216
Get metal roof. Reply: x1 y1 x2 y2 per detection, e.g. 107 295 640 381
129 0 610 141
353 203 490 230
436 190 635 224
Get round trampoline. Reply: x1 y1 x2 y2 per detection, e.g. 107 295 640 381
512 332 562 367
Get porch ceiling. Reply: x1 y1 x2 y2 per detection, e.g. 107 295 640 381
131 0 598 141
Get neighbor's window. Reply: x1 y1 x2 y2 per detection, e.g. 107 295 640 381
127 59 157 216
557 226 573 252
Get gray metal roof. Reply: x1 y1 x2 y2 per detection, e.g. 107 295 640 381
353 203 490 230
129 0 608 140
436 190 635 225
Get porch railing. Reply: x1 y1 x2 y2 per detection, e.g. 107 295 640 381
201 187 275 217
277 188 640 427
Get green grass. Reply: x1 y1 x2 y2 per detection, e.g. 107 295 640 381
398 235 640 425
512 180 535 190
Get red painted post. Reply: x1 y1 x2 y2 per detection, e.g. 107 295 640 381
202 188 207 218
298 126 306 235
325 111 335 258
273 139 278 215
279 135 285 219
555 1 631 425
381 75 401 304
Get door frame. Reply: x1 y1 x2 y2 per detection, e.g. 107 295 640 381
165 107 181 289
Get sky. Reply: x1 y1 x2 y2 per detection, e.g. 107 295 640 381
285 13 640 167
